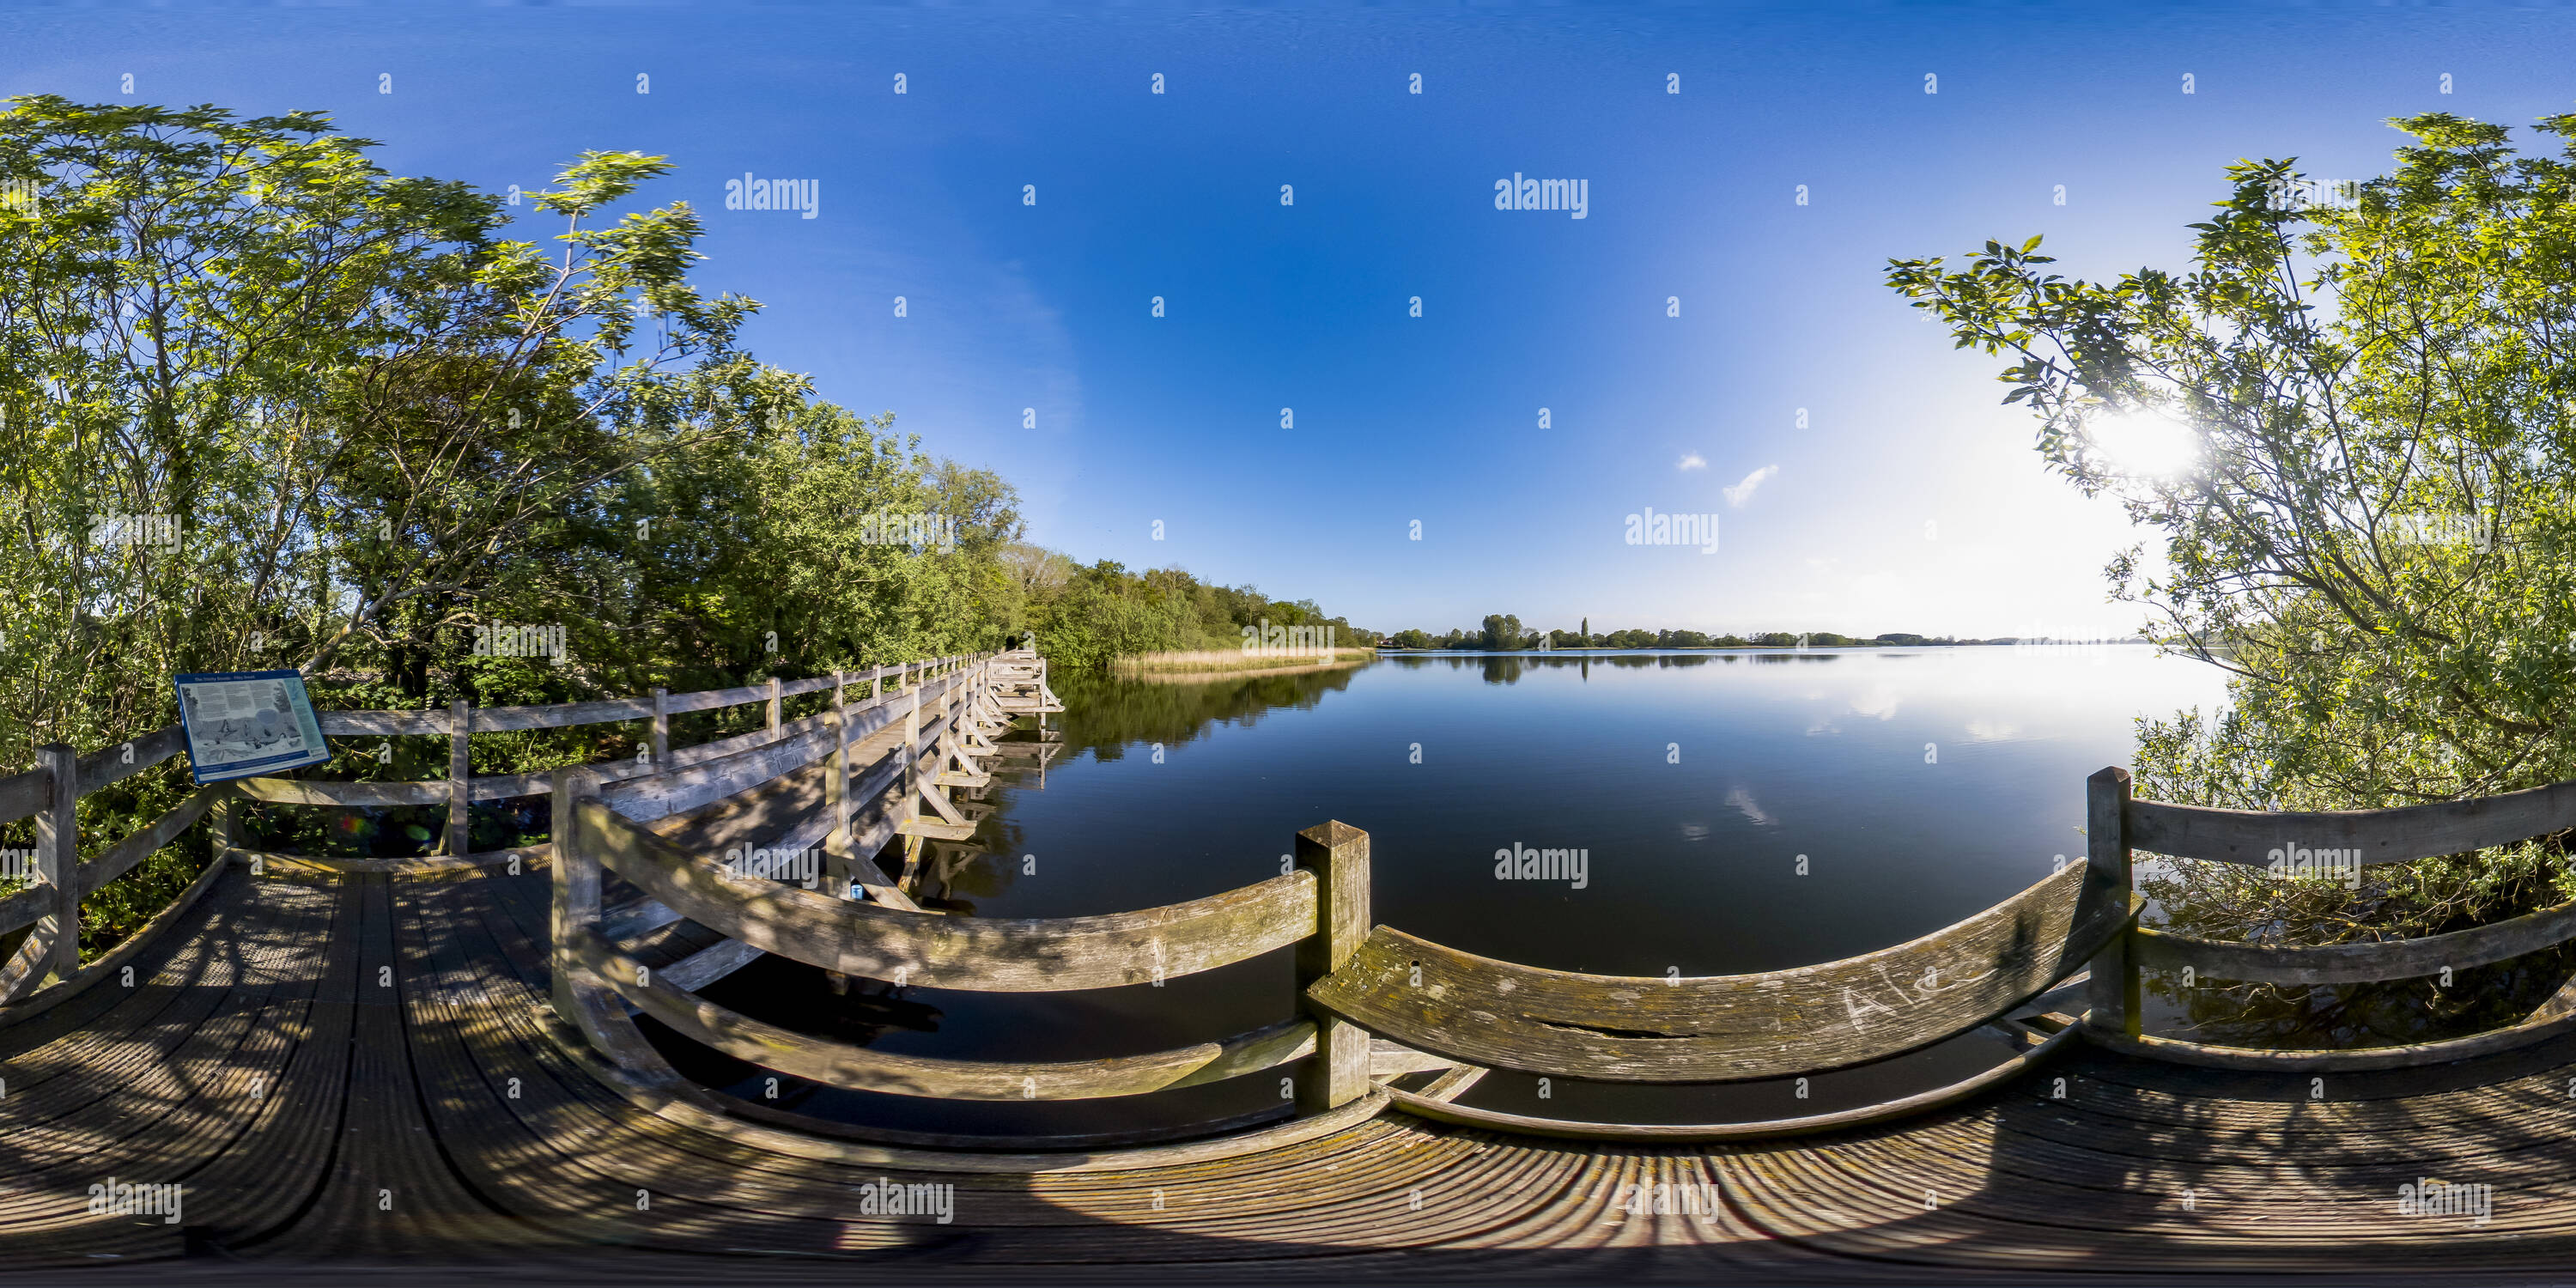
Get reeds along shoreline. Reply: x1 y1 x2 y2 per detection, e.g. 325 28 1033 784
1110 647 1376 678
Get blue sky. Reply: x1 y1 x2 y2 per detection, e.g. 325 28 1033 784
9 3 2573 637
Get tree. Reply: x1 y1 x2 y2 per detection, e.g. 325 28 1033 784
1478 613 1523 651
0 97 805 756
1886 111 2576 935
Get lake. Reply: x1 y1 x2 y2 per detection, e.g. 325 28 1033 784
677 644 2268 1136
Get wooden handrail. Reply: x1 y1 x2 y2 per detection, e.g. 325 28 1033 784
571 926 1316 1099
0 765 45 827
0 648 1013 1011
2091 768 2576 1068
2126 780 2576 866
2131 897 2576 986
1305 859 2135 1083
574 794 1318 992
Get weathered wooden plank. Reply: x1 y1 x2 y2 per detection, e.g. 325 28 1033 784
319 708 449 736
446 699 470 857
77 783 228 895
2084 766 2140 1040
2129 780 2576 866
2084 1004 2576 1071
236 843 548 878
235 776 447 806
1408 1062 1488 1103
1307 860 2134 1082
895 817 977 841
574 926 1314 1098
657 683 776 715
467 770 553 801
0 881 47 938
74 724 185 794
600 893 683 942
0 845 235 1022
1382 1021 2085 1140
654 936 763 993
601 723 842 824
661 695 872 773
777 674 841 699
0 764 46 824
601 674 954 823
578 797 1317 990
1296 819 1371 1113
1368 1037 1461 1077
2132 897 2576 985
471 697 653 732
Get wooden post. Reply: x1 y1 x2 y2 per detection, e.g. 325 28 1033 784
550 765 605 1026
33 744 79 983
447 699 471 858
827 671 851 898
2083 766 2140 1040
1294 819 1371 1113
899 683 924 872
767 675 782 736
650 687 669 766
210 786 236 858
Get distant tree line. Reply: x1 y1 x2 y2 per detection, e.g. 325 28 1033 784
1378 617 2029 651
1013 554 1378 673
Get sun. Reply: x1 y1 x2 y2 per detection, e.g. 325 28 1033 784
2087 409 2201 479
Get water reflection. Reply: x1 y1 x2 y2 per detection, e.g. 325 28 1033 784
1050 663 1363 753
1382 647 1849 685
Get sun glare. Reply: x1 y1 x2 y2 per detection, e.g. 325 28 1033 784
2088 410 2201 479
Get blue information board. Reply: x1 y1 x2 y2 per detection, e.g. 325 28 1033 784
173 669 333 785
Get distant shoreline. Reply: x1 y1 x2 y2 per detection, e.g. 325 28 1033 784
1373 641 2166 654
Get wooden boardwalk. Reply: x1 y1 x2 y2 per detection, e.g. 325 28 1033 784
9 844 2576 1279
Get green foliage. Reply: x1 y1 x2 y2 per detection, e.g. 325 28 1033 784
1023 556 1374 672
0 95 1364 951
1889 110 2576 940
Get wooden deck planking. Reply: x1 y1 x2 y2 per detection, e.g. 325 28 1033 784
17 740 2576 1274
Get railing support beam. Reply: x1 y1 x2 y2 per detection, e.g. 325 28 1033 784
447 699 471 857
550 765 607 1030
1295 819 1371 1113
33 744 79 984
2084 766 2141 1040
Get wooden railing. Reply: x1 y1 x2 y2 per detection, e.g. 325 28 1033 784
1295 766 2576 1138
548 653 1374 1152
1300 853 2132 1140
0 651 992 1008
2084 765 2576 1070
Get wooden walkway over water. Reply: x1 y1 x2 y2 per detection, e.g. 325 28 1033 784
7 652 2576 1280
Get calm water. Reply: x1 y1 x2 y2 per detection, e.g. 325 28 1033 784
676 645 2260 1135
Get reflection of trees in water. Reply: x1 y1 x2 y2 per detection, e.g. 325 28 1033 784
1378 649 1838 683
1047 665 1364 757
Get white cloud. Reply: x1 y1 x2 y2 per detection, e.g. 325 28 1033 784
1724 787 1775 827
1849 684 1901 720
1722 464 1778 507
1677 452 1707 471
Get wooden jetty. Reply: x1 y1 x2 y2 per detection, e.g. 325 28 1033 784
7 659 2576 1279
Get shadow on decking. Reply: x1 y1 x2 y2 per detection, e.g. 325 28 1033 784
13 868 2576 1283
